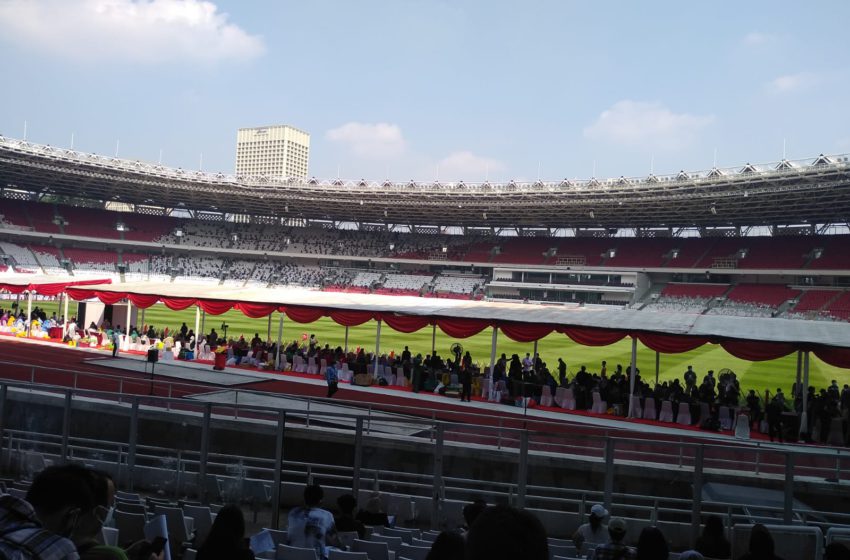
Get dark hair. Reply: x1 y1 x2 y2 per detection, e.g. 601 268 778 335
466 505 548 560
462 499 486 527
426 531 465 560
748 524 775 558
198 504 246 555
703 515 725 538
337 494 357 514
636 526 669 560
26 464 96 516
304 484 324 507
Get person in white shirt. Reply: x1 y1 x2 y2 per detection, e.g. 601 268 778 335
572 503 611 556
287 484 340 560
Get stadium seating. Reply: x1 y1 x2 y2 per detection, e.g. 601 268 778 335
725 283 801 307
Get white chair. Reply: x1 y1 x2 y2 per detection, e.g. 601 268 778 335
539 385 554 407
352 539 390 560
337 531 359 550
642 397 657 420
183 505 214 546
629 395 642 418
658 400 674 422
699 402 710 424
153 507 194 557
550 543 578 558
411 537 433 547
398 543 430 560
328 551 368 560
183 549 197 560
734 414 751 439
307 357 318 374
370 534 403 554
114 511 147 547
718 406 733 430
591 392 607 414
826 417 845 446
263 529 288 547
555 387 576 410
676 402 692 425
826 527 850 547
101 527 119 547
277 544 319 560
731 524 822 560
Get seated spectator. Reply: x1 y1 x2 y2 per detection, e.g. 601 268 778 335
572 504 610 555
636 526 668 560
287 484 340 560
355 494 389 527
593 517 635 560
735 524 784 560
333 494 365 540
78 470 127 560
465 505 548 560
695 515 731 559
0 465 84 559
426 531 464 560
197 504 253 560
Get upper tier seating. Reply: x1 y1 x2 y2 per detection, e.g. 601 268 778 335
725 283 801 307
433 274 483 294
661 283 730 298
826 292 850 321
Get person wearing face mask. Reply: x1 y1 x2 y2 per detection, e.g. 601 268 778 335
0 464 92 559
76 470 127 560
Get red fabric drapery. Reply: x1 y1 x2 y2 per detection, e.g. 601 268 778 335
638 332 711 354
813 346 850 369
380 314 431 333
65 288 96 301
127 293 162 309
197 300 233 315
234 302 278 318
498 322 555 343
163 297 200 311
284 306 326 324
560 327 628 346
94 291 127 305
329 310 374 327
437 317 489 339
0 284 27 294
720 340 797 362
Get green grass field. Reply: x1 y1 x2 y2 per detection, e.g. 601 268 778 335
21 299 850 394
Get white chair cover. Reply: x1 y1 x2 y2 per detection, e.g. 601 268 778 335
658 400 674 422
677 402 692 425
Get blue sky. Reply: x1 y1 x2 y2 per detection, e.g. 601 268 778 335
0 0 848 182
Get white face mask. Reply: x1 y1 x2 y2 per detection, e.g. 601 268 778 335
102 506 115 527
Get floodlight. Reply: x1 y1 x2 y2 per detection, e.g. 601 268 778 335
389 243 395 251
175 229 184 237
115 222 127 232
442 246 448 253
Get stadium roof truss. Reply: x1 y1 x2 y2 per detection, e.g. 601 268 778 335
2 135 850 230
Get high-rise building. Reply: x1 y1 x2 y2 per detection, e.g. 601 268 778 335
235 124 310 178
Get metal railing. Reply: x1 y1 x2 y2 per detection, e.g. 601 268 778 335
1 379 848 542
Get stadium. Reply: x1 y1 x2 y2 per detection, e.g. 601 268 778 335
0 129 849 557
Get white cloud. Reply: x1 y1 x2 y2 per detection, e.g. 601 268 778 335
436 151 506 181
583 100 714 149
768 72 816 93
743 31 772 46
0 0 264 63
326 122 407 158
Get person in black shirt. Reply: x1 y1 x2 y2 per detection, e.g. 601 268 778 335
334 494 365 539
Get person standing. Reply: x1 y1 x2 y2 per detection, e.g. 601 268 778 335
325 363 339 398
111 327 122 358
459 365 472 402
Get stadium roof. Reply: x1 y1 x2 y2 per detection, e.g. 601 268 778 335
2 135 850 229
53 279 850 367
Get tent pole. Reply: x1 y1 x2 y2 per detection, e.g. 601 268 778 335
344 326 349 353
431 324 436 355
267 314 272 341
63 292 69 336
800 351 810 438
488 328 498 378
794 351 803 399
275 313 284 370
655 351 660 386
627 336 638 418
26 290 33 338
374 319 382 377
